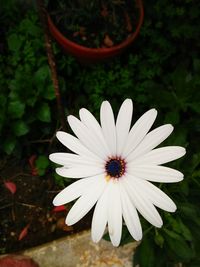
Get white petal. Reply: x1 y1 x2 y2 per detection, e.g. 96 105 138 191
127 165 184 183
116 99 133 155
49 153 98 167
68 115 107 159
119 180 142 241
107 181 122 246
124 175 163 228
122 109 157 157
129 178 176 212
91 184 111 243
127 124 174 162
131 146 186 165
79 108 110 155
66 175 106 225
56 131 101 162
100 101 116 156
56 165 104 178
53 176 99 206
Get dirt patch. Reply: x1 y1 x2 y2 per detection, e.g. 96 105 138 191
0 158 91 254
48 0 141 48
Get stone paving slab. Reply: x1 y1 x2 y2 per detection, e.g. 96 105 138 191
23 230 138 267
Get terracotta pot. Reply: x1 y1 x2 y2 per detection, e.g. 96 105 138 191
47 0 144 63
0 255 39 267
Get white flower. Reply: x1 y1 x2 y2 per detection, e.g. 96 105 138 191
50 99 186 247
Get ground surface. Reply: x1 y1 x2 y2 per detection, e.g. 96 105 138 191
0 157 90 254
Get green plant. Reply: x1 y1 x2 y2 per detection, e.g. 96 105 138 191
0 10 57 156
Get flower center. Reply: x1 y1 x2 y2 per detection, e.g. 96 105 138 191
105 157 126 178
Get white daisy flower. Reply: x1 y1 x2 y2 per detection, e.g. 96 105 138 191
50 99 186 247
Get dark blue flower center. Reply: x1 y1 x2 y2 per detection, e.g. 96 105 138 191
105 158 126 178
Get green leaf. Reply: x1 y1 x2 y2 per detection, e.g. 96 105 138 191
163 229 182 240
37 103 51 122
34 66 50 87
167 126 188 146
165 214 182 234
164 110 180 125
179 203 199 223
193 58 200 72
35 155 49 176
189 153 200 172
7 33 22 51
8 100 25 119
178 220 193 241
189 102 200 114
154 232 164 248
134 237 155 267
164 229 194 261
20 17 41 37
12 120 29 136
54 173 66 187
3 138 16 155
179 180 189 195
43 84 56 100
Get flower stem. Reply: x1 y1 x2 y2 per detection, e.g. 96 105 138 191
36 0 67 131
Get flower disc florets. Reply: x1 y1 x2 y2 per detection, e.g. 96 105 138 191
105 157 126 178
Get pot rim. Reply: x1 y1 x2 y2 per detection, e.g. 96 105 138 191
47 0 144 55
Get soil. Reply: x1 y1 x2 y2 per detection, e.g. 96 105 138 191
48 0 141 48
0 157 91 255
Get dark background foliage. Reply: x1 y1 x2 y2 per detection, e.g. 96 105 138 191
0 0 200 266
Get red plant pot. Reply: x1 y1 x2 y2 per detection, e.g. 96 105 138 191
47 0 144 63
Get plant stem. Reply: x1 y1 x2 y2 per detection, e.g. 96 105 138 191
36 0 67 131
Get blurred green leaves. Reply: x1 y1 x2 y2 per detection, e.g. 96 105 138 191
0 10 56 155
7 33 22 51
12 121 29 136
35 155 50 176
37 103 51 122
8 100 25 119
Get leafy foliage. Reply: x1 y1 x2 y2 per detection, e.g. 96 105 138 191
0 8 56 157
35 155 50 176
